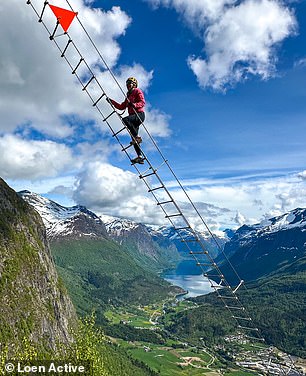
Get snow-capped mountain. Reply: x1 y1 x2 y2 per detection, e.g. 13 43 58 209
19 191 225 271
147 225 226 260
19 192 180 271
101 214 141 237
215 208 306 284
101 215 228 259
19 191 108 241
100 214 180 270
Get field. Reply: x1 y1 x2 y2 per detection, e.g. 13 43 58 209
119 341 219 375
104 299 261 375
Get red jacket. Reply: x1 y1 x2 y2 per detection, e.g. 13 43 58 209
110 88 145 115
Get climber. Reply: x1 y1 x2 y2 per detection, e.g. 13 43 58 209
107 77 145 164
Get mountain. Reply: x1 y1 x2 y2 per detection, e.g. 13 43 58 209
0 179 76 354
148 225 227 260
19 190 108 241
102 216 226 273
19 191 226 274
101 215 180 272
164 209 306 358
215 208 306 284
19 191 182 317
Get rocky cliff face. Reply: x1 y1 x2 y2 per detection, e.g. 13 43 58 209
0 179 76 353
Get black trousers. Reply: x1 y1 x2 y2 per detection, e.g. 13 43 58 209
123 112 145 156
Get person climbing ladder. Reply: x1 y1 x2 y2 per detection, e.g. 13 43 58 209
107 77 145 164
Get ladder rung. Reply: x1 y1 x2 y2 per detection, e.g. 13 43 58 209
61 39 72 57
181 238 199 243
157 200 173 206
201 262 217 267
139 171 157 179
165 213 182 218
232 316 252 321
233 280 244 293
211 285 225 289
148 186 164 193
238 325 259 331
93 93 106 107
225 306 245 311
38 1 48 22
82 75 95 90
49 20 60 40
196 262 211 267
121 144 133 151
111 126 126 136
72 58 84 74
218 296 238 300
204 273 224 278
190 251 205 255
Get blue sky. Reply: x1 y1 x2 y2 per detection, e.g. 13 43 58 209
0 0 306 231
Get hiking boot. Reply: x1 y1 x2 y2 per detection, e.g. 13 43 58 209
130 136 142 145
131 156 145 165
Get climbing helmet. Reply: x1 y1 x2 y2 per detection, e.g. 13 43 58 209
126 77 138 87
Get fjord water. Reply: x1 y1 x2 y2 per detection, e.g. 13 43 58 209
162 260 214 298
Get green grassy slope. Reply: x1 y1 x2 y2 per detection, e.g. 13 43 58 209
51 238 180 316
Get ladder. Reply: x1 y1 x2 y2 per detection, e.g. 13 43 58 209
24 2 301 374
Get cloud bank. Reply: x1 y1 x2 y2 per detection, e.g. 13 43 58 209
147 0 297 90
0 134 75 180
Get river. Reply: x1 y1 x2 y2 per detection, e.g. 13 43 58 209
162 260 214 298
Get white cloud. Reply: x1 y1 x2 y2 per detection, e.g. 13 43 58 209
147 0 297 90
234 211 246 227
297 170 306 180
72 162 166 223
0 135 76 180
148 0 235 24
165 171 306 229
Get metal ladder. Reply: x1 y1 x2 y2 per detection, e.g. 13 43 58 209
24 2 302 374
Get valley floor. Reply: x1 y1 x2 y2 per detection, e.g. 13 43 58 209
103 298 305 375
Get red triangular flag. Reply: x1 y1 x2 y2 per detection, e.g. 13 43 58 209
49 4 78 32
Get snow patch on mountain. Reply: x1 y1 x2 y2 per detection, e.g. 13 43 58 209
19 190 105 240
241 209 306 240
100 214 140 236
